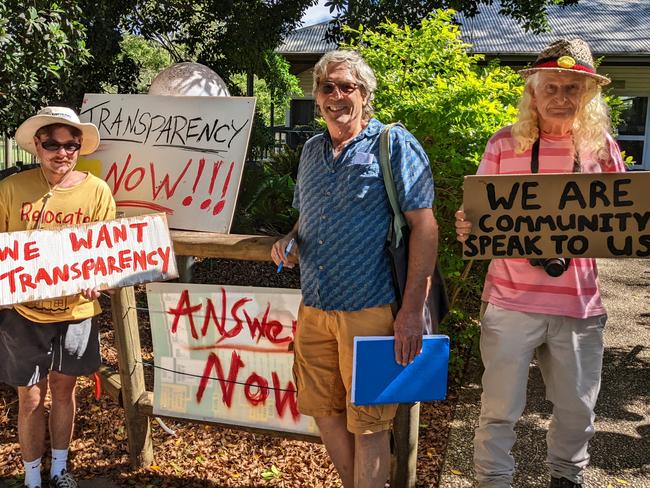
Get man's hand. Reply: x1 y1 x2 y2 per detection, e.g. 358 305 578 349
271 234 299 269
455 208 473 243
81 287 101 300
393 307 425 366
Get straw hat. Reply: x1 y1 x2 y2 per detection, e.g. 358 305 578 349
519 39 610 85
15 106 101 156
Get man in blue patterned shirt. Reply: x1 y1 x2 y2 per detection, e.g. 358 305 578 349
271 50 438 488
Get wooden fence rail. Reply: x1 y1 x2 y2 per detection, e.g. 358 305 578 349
101 232 420 487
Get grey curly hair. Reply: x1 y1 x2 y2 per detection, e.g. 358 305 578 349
312 50 377 121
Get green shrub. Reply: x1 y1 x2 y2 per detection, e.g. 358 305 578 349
232 145 301 235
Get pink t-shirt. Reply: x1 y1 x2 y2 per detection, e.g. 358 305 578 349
477 126 626 318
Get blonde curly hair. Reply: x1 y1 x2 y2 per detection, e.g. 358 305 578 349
511 72 612 165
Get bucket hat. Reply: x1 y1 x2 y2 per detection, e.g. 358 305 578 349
519 39 610 85
15 106 101 156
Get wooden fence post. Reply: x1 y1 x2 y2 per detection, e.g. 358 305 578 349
3 135 11 170
391 402 420 488
111 286 153 468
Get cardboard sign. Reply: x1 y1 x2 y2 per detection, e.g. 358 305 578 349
147 283 318 436
78 94 256 233
0 214 178 306
462 172 650 259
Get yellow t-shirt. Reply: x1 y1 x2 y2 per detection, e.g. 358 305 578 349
0 169 116 323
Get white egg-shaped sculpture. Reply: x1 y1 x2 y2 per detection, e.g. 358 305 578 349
148 62 230 96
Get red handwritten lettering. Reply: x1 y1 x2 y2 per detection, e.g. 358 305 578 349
20 202 32 222
23 241 40 261
51 265 70 283
0 241 18 261
244 373 269 406
106 256 122 274
95 224 113 249
150 159 192 200
201 288 227 338
34 267 53 286
0 266 24 293
70 229 93 252
129 222 147 243
230 296 252 340
272 372 300 421
106 154 133 195
196 351 244 406
19 272 36 293
125 166 145 191
81 259 95 280
132 250 147 271
118 249 132 269
168 289 202 339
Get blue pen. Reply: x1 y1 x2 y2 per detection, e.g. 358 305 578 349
276 238 296 273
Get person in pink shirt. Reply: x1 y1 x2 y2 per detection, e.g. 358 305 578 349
455 39 626 488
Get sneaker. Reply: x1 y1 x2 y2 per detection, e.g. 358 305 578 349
549 476 582 488
49 470 78 488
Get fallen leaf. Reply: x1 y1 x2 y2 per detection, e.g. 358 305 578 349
450 469 463 475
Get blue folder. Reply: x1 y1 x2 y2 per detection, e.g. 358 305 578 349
351 335 450 405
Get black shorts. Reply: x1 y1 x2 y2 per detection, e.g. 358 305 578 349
0 309 101 387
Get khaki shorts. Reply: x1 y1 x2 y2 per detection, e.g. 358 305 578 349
292 302 398 435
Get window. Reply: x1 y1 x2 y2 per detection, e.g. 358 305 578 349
616 96 650 169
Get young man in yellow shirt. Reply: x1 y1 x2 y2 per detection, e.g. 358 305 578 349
0 107 115 488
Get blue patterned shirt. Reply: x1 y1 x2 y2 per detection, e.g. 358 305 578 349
293 118 435 311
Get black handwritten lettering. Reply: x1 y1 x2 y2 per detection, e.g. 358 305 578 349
559 182 586 210
607 235 632 256
637 235 650 257
613 179 633 207
486 182 520 210
567 236 588 255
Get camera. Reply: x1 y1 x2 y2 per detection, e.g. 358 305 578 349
529 258 571 277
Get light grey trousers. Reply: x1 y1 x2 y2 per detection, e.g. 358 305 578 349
474 303 607 487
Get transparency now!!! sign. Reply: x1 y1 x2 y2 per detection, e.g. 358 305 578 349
78 94 256 233
0 214 178 306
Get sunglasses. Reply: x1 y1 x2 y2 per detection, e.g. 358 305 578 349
318 81 359 95
39 140 82 153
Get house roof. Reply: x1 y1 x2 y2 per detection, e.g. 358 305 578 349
462 0 650 56
278 21 337 55
279 0 650 57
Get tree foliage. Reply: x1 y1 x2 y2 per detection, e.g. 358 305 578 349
118 34 174 94
343 11 524 355
0 0 90 135
59 0 140 104
1 0 313 135
128 0 315 100
325 0 580 41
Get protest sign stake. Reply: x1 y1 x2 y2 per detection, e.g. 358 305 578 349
111 286 153 468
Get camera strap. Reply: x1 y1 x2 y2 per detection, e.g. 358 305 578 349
530 137 581 174
530 139 540 174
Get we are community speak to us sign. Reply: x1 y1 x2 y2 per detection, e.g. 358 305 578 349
147 283 318 436
462 172 650 259
78 94 256 233
0 214 178 306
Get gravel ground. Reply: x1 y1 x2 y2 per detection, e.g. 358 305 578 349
439 258 650 487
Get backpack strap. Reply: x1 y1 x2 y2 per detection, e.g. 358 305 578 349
379 122 407 244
